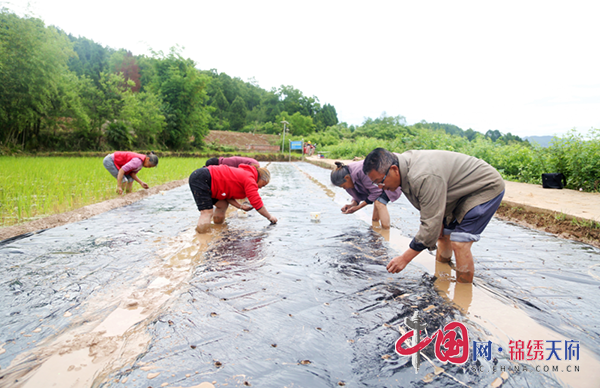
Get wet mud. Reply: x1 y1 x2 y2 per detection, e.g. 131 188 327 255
0 162 598 387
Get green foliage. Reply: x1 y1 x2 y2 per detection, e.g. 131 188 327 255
67 35 112 86
545 129 600 191
149 47 211 149
277 111 315 137
306 125 346 146
105 121 132 150
120 91 165 148
315 103 338 131
278 85 320 117
318 113 599 192
202 71 338 135
0 9 338 151
228 96 247 131
352 115 409 140
0 9 76 147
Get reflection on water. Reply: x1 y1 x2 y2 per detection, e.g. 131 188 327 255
2 162 599 387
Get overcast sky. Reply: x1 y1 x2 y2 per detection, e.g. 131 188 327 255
4 0 599 137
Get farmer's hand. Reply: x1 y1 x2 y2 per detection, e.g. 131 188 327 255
341 204 352 213
116 187 123 195
241 204 253 211
387 254 413 274
141 182 149 189
268 216 278 224
344 206 359 214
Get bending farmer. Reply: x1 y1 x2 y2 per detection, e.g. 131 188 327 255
331 161 402 229
189 164 277 233
362 148 505 283
205 156 259 168
103 151 159 195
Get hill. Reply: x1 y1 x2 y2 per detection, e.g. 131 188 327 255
205 131 280 152
524 135 555 147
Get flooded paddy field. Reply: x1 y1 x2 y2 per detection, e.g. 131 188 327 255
1 162 599 387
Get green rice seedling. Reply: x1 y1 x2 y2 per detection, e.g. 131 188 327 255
0 156 206 227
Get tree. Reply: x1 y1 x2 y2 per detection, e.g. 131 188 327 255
498 132 524 144
354 114 408 140
209 88 230 130
149 47 210 149
67 35 112 87
110 50 141 92
277 85 319 118
79 72 129 131
315 103 338 130
0 10 76 148
120 91 165 148
485 130 502 142
277 111 315 136
465 128 478 141
228 96 247 131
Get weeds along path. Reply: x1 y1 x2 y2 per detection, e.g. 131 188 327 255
0 163 598 387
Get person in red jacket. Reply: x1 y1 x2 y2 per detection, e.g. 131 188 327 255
103 151 159 194
189 164 277 233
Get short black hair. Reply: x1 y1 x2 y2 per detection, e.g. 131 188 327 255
362 148 398 175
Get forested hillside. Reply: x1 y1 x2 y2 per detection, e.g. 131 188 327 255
0 9 338 153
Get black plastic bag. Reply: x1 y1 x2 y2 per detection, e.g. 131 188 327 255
542 173 566 189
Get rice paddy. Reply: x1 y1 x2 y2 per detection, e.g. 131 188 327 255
0 156 206 227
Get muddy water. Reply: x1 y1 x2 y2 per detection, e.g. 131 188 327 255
0 162 598 387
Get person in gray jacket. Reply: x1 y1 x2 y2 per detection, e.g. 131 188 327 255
362 148 505 283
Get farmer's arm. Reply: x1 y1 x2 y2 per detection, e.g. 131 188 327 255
343 201 369 214
227 198 246 209
129 172 149 189
341 200 358 213
256 206 277 224
244 180 273 221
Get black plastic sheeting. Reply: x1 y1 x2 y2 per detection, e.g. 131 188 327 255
2 161 597 387
100 163 559 387
0 188 198 375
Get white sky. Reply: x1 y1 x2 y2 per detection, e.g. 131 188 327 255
4 0 600 137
